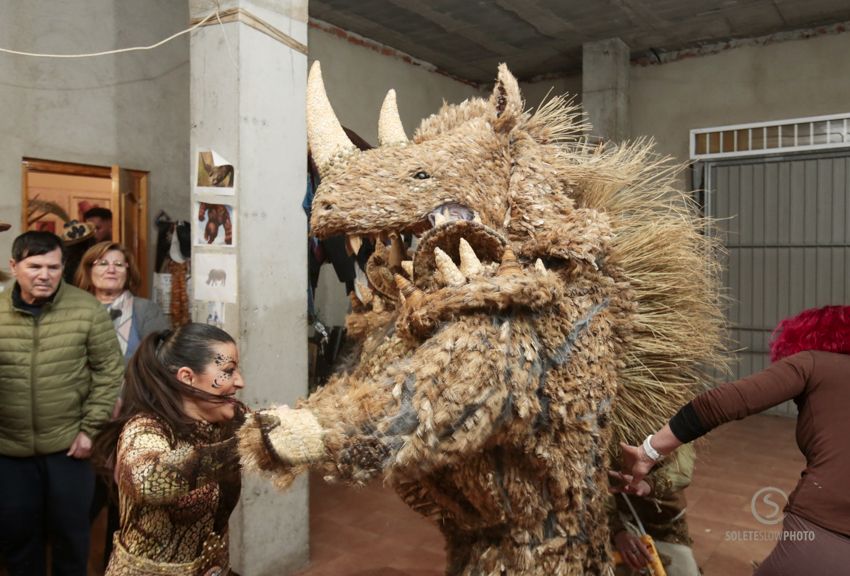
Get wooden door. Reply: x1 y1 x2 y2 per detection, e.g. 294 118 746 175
112 165 149 297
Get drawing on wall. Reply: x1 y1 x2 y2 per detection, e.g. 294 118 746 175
195 201 235 246
194 252 237 303
196 150 235 191
74 197 112 221
34 221 56 233
206 268 227 286
205 301 225 327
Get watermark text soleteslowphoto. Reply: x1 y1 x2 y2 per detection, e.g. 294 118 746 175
723 487 815 542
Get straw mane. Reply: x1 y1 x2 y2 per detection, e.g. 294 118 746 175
418 90 726 446
526 99 726 445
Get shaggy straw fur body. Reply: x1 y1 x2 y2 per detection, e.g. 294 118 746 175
239 62 725 575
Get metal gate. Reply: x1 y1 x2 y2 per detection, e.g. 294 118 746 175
703 152 850 415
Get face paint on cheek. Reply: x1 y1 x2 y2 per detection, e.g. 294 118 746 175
212 352 235 390
212 369 233 390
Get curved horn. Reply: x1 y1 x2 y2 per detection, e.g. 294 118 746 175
378 89 408 146
307 61 356 174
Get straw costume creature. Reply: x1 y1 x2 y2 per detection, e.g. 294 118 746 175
239 62 725 575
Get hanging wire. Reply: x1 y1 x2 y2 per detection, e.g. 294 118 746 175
0 9 218 59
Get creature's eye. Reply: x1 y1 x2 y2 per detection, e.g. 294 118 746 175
413 170 431 180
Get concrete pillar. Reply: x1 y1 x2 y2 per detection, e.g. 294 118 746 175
188 1 308 574
582 38 630 142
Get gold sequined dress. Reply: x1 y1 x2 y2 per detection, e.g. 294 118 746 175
105 413 241 576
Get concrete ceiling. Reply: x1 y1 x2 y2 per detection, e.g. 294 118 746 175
310 0 850 84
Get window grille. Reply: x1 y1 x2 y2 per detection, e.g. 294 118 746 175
690 113 850 160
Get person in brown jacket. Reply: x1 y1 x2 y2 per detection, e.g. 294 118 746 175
617 305 850 576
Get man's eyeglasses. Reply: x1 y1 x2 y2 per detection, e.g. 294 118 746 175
93 260 128 269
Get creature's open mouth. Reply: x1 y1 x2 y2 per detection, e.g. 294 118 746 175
349 203 509 308
344 202 480 257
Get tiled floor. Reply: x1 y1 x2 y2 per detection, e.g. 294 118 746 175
84 413 802 576
294 414 804 576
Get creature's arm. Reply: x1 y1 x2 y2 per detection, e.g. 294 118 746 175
198 202 208 221
117 416 240 505
240 316 533 487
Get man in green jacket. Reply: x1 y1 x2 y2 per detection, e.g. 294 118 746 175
0 230 123 576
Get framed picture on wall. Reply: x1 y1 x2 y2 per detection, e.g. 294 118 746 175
34 220 56 233
72 196 112 221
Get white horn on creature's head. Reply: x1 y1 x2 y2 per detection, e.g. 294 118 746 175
378 89 408 146
307 61 356 174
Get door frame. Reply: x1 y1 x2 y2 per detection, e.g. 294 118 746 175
21 157 150 295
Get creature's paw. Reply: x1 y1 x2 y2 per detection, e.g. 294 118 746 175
263 407 326 466
238 407 326 488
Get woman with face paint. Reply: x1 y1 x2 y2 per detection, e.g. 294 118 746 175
92 323 247 576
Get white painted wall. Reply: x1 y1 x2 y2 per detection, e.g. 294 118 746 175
0 0 189 279
631 31 850 166
307 23 481 328
518 31 850 182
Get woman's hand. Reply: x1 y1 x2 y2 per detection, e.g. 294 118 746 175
608 470 651 497
618 441 658 487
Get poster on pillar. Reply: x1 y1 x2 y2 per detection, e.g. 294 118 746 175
195 149 235 194
193 252 237 303
204 301 225 328
194 201 235 246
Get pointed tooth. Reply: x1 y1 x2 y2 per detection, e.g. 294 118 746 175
355 280 373 304
458 238 482 277
372 295 385 312
472 212 482 224
394 274 424 307
389 233 404 268
434 247 466 286
401 260 414 278
433 213 448 227
346 234 362 255
497 246 521 277
534 258 547 275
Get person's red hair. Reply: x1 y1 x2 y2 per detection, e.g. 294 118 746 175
770 305 850 361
